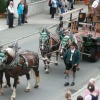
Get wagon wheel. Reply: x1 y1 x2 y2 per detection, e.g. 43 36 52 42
89 48 99 62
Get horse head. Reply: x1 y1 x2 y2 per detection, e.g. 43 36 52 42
60 35 70 57
0 41 20 70
39 28 50 52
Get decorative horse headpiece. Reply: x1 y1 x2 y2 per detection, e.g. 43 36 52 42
4 48 15 58
61 35 70 48
40 28 50 42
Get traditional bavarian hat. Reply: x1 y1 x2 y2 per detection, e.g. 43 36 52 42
70 41 77 47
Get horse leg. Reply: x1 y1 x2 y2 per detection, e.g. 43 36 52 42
5 72 11 88
44 54 51 74
43 60 47 70
0 70 3 95
43 59 49 74
45 61 50 74
55 52 58 65
2 72 9 88
25 73 31 92
33 67 40 88
11 77 18 100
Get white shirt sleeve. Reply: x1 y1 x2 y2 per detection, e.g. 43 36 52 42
8 6 14 14
92 1 98 8
85 95 92 100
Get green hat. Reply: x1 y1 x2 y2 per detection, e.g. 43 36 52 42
71 42 77 46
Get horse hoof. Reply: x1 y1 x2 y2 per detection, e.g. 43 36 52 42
44 67 46 70
10 97 15 100
25 89 30 92
3 85 8 88
45 71 49 74
34 85 39 88
60 56 63 59
17 81 20 84
55 63 58 66
0 92 3 96
77 67 80 71
17 80 20 84
55 61 58 65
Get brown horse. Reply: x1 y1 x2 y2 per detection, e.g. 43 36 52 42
0 44 40 100
39 28 60 73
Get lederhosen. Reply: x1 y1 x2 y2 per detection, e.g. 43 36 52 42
66 51 76 72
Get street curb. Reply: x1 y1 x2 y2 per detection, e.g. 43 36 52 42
72 75 100 98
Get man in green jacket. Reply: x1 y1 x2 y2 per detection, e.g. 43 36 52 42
63 41 80 86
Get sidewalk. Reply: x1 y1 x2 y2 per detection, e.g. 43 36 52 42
0 4 87 32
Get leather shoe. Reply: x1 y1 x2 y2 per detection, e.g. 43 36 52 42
71 82 75 86
64 82 69 86
9 26 15 28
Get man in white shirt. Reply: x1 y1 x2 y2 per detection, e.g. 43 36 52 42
8 1 14 28
91 0 100 22
91 0 100 32
92 0 99 9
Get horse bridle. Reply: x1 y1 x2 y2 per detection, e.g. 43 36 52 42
39 34 50 53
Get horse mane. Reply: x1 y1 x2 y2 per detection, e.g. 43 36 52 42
50 32 60 43
6 53 14 65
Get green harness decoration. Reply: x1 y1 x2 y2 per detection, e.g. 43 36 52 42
61 36 70 48
0 52 6 70
40 32 49 42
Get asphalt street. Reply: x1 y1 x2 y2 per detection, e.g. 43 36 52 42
0 3 100 100
0 24 100 100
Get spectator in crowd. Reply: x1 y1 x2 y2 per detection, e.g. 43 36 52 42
63 42 80 86
51 0 57 19
6 0 13 25
22 2 25 24
84 78 100 100
77 95 84 100
67 0 73 10
57 0 61 14
71 0 75 10
48 0 52 14
65 90 72 100
8 1 14 28
17 0 24 26
23 2 28 23
60 0 67 13
84 83 99 100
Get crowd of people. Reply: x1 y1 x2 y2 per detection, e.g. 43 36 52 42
48 0 75 19
65 78 100 100
6 0 28 28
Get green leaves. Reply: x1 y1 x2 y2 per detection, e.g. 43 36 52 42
0 0 6 13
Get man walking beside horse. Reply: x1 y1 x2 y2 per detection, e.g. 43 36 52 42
63 42 81 86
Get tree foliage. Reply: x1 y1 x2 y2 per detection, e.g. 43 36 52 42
0 0 6 13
